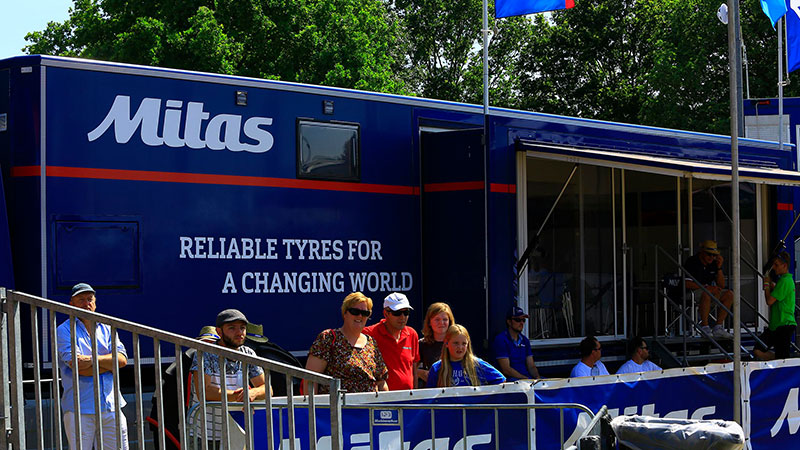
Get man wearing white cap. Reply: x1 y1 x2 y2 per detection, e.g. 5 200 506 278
57 283 129 450
363 292 420 390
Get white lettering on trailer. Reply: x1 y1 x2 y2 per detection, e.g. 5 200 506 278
180 237 279 259
222 272 237 293
282 239 350 260
349 272 412 292
347 240 383 260
87 95 274 153
239 272 346 294
771 387 800 437
182 236 412 293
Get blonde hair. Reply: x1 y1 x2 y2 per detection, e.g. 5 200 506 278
438 324 479 387
340 292 373 316
422 302 456 344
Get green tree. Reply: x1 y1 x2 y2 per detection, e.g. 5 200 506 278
24 0 405 93
516 0 800 134
392 0 534 106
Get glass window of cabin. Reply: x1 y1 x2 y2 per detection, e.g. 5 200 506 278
297 120 360 181
690 181 759 327
525 160 618 340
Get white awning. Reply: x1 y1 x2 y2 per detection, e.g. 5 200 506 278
520 140 800 186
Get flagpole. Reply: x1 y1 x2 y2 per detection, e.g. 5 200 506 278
779 17 785 152
727 0 742 425
482 0 491 345
483 0 489 115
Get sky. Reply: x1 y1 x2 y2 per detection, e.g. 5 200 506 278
0 0 73 59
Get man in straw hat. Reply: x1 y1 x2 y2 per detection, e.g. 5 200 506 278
684 240 734 339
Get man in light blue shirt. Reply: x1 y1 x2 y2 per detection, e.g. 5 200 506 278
570 336 609 377
57 283 129 450
616 336 661 374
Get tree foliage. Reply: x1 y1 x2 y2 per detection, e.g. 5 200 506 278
517 0 800 134
23 0 800 134
391 0 532 105
25 0 405 92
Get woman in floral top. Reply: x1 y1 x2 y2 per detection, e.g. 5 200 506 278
306 292 388 393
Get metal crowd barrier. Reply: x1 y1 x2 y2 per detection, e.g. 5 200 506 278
186 400 602 450
0 288 343 450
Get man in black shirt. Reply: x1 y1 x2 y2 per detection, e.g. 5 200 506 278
683 240 733 338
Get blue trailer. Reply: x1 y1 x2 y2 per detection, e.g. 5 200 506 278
1 55 799 370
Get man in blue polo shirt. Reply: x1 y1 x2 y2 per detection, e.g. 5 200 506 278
492 306 540 380
57 283 129 450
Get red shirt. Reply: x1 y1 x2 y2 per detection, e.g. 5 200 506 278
363 320 420 390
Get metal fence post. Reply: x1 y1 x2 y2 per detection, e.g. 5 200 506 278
329 379 342 450
0 288 10 450
6 291 26 449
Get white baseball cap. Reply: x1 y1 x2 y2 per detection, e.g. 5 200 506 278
383 292 413 311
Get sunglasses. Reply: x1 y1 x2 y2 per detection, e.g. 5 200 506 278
511 317 526 323
347 308 371 317
388 309 411 316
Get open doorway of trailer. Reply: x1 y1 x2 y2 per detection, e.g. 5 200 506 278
418 127 490 348
517 156 766 345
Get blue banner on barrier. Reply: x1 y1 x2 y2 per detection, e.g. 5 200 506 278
533 368 734 448
232 391 530 450
226 365 742 449
747 362 800 448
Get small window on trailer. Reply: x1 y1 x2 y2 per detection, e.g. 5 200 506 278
296 119 360 182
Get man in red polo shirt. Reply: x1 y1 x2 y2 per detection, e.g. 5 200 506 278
363 292 420 390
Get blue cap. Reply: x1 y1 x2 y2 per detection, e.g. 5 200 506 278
507 305 529 319
71 283 95 298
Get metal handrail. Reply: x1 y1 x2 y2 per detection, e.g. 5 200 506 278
660 291 754 360
1 289 343 450
707 188 800 315
565 405 609 450
9 290 332 384
654 246 765 362
740 252 800 316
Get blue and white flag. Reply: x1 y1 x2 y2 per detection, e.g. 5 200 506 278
495 0 574 19
762 0 788 26
788 0 800 72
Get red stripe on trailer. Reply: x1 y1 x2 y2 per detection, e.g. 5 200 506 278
490 183 516 194
11 165 419 196
777 202 794 211
423 181 484 192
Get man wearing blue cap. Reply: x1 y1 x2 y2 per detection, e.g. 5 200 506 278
57 283 129 450
493 306 540 380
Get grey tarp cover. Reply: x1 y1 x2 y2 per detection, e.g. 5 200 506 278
610 415 744 450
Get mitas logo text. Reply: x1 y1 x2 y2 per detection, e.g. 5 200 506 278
87 95 274 153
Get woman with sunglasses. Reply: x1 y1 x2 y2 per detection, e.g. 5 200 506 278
305 292 388 393
426 325 505 388
416 302 455 388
